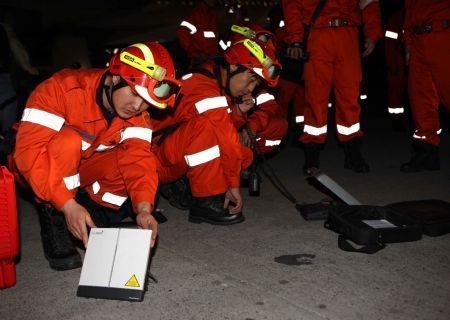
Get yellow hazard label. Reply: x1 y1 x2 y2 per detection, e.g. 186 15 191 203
125 274 140 288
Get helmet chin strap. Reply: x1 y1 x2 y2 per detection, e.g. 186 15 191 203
225 63 247 97
104 75 128 112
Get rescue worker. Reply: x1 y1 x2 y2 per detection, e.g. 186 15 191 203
400 0 450 172
384 5 407 130
228 24 288 154
10 42 181 270
151 39 280 225
282 0 383 174
176 0 220 68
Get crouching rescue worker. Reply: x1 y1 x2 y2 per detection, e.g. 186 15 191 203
151 39 281 225
9 42 182 270
228 24 288 154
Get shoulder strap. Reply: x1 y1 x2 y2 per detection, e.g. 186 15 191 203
310 0 328 27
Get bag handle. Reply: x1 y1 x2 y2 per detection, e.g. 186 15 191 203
338 235 386 254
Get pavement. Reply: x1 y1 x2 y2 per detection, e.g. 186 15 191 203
1 112 449 320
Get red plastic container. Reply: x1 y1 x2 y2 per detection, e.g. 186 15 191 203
0 166 19 289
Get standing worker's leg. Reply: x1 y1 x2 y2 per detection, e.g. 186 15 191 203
300 29 334 173
401 32 446 172
333 28 369 173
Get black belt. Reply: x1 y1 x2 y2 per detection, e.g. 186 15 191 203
327 18 349 28
413 20 450 35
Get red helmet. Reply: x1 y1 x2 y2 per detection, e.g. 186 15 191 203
109 42 181 109
229 23 276 50
224 39 281 87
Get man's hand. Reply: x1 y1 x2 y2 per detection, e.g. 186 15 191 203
239 129 253 148
362 38 376 57
136 202 158 248
61 198 96 248
287 47 304 60
236 94 256 115
224 187 243 214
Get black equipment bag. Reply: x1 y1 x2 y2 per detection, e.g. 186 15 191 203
325 204 422 254
385 199 450 237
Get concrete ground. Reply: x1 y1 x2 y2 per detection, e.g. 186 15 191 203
1 113 449 320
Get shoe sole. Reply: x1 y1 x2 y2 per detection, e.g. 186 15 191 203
188 214 245 225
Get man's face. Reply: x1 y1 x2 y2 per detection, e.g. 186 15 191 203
111 76 151 119
228 66 262 98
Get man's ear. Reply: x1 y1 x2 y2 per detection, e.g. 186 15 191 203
111 75 121 85
229 64 238 72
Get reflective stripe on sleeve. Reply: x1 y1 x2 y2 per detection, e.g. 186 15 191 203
81 140 91 151
295 116 305 123
256 93 275 105
337 123 360 135
388 107 405 114
102 192 127 207
304 124 327 136
385 30 399 39
219 40 228 50
182 73 193 80
120 127 153 143
180 21 197 34
63 173 80 190
95 144 115 152
265 140 281 147
184 145 220 167
195 96 228 114
21 108 65 132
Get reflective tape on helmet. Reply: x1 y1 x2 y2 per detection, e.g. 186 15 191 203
95 144 115 152
81 140 91 151
337 123 360 135
388 107 405 114
180 21 197 34
265 139 281 146
203 31 216 38
120 127 153 144
21 108 65 132
195 96 228 114
256 93 275 105
92 181 100 194
385 30 399 39
63 173 80 190
295 116 305 123
184 145 220 167
304 124 327 136
253 67 264 78
102 192 127 207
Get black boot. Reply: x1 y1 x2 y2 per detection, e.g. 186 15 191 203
158 176 193 210
343 137 370 173
38 205 82 271
302 142 322 175
189 194 245 225
400 140 440 173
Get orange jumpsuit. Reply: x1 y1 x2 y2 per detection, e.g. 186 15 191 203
176 2 219 62
385 8 407 116
11 69 158 212
404 0 450 146
282 0 382 143
151 62 252 197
